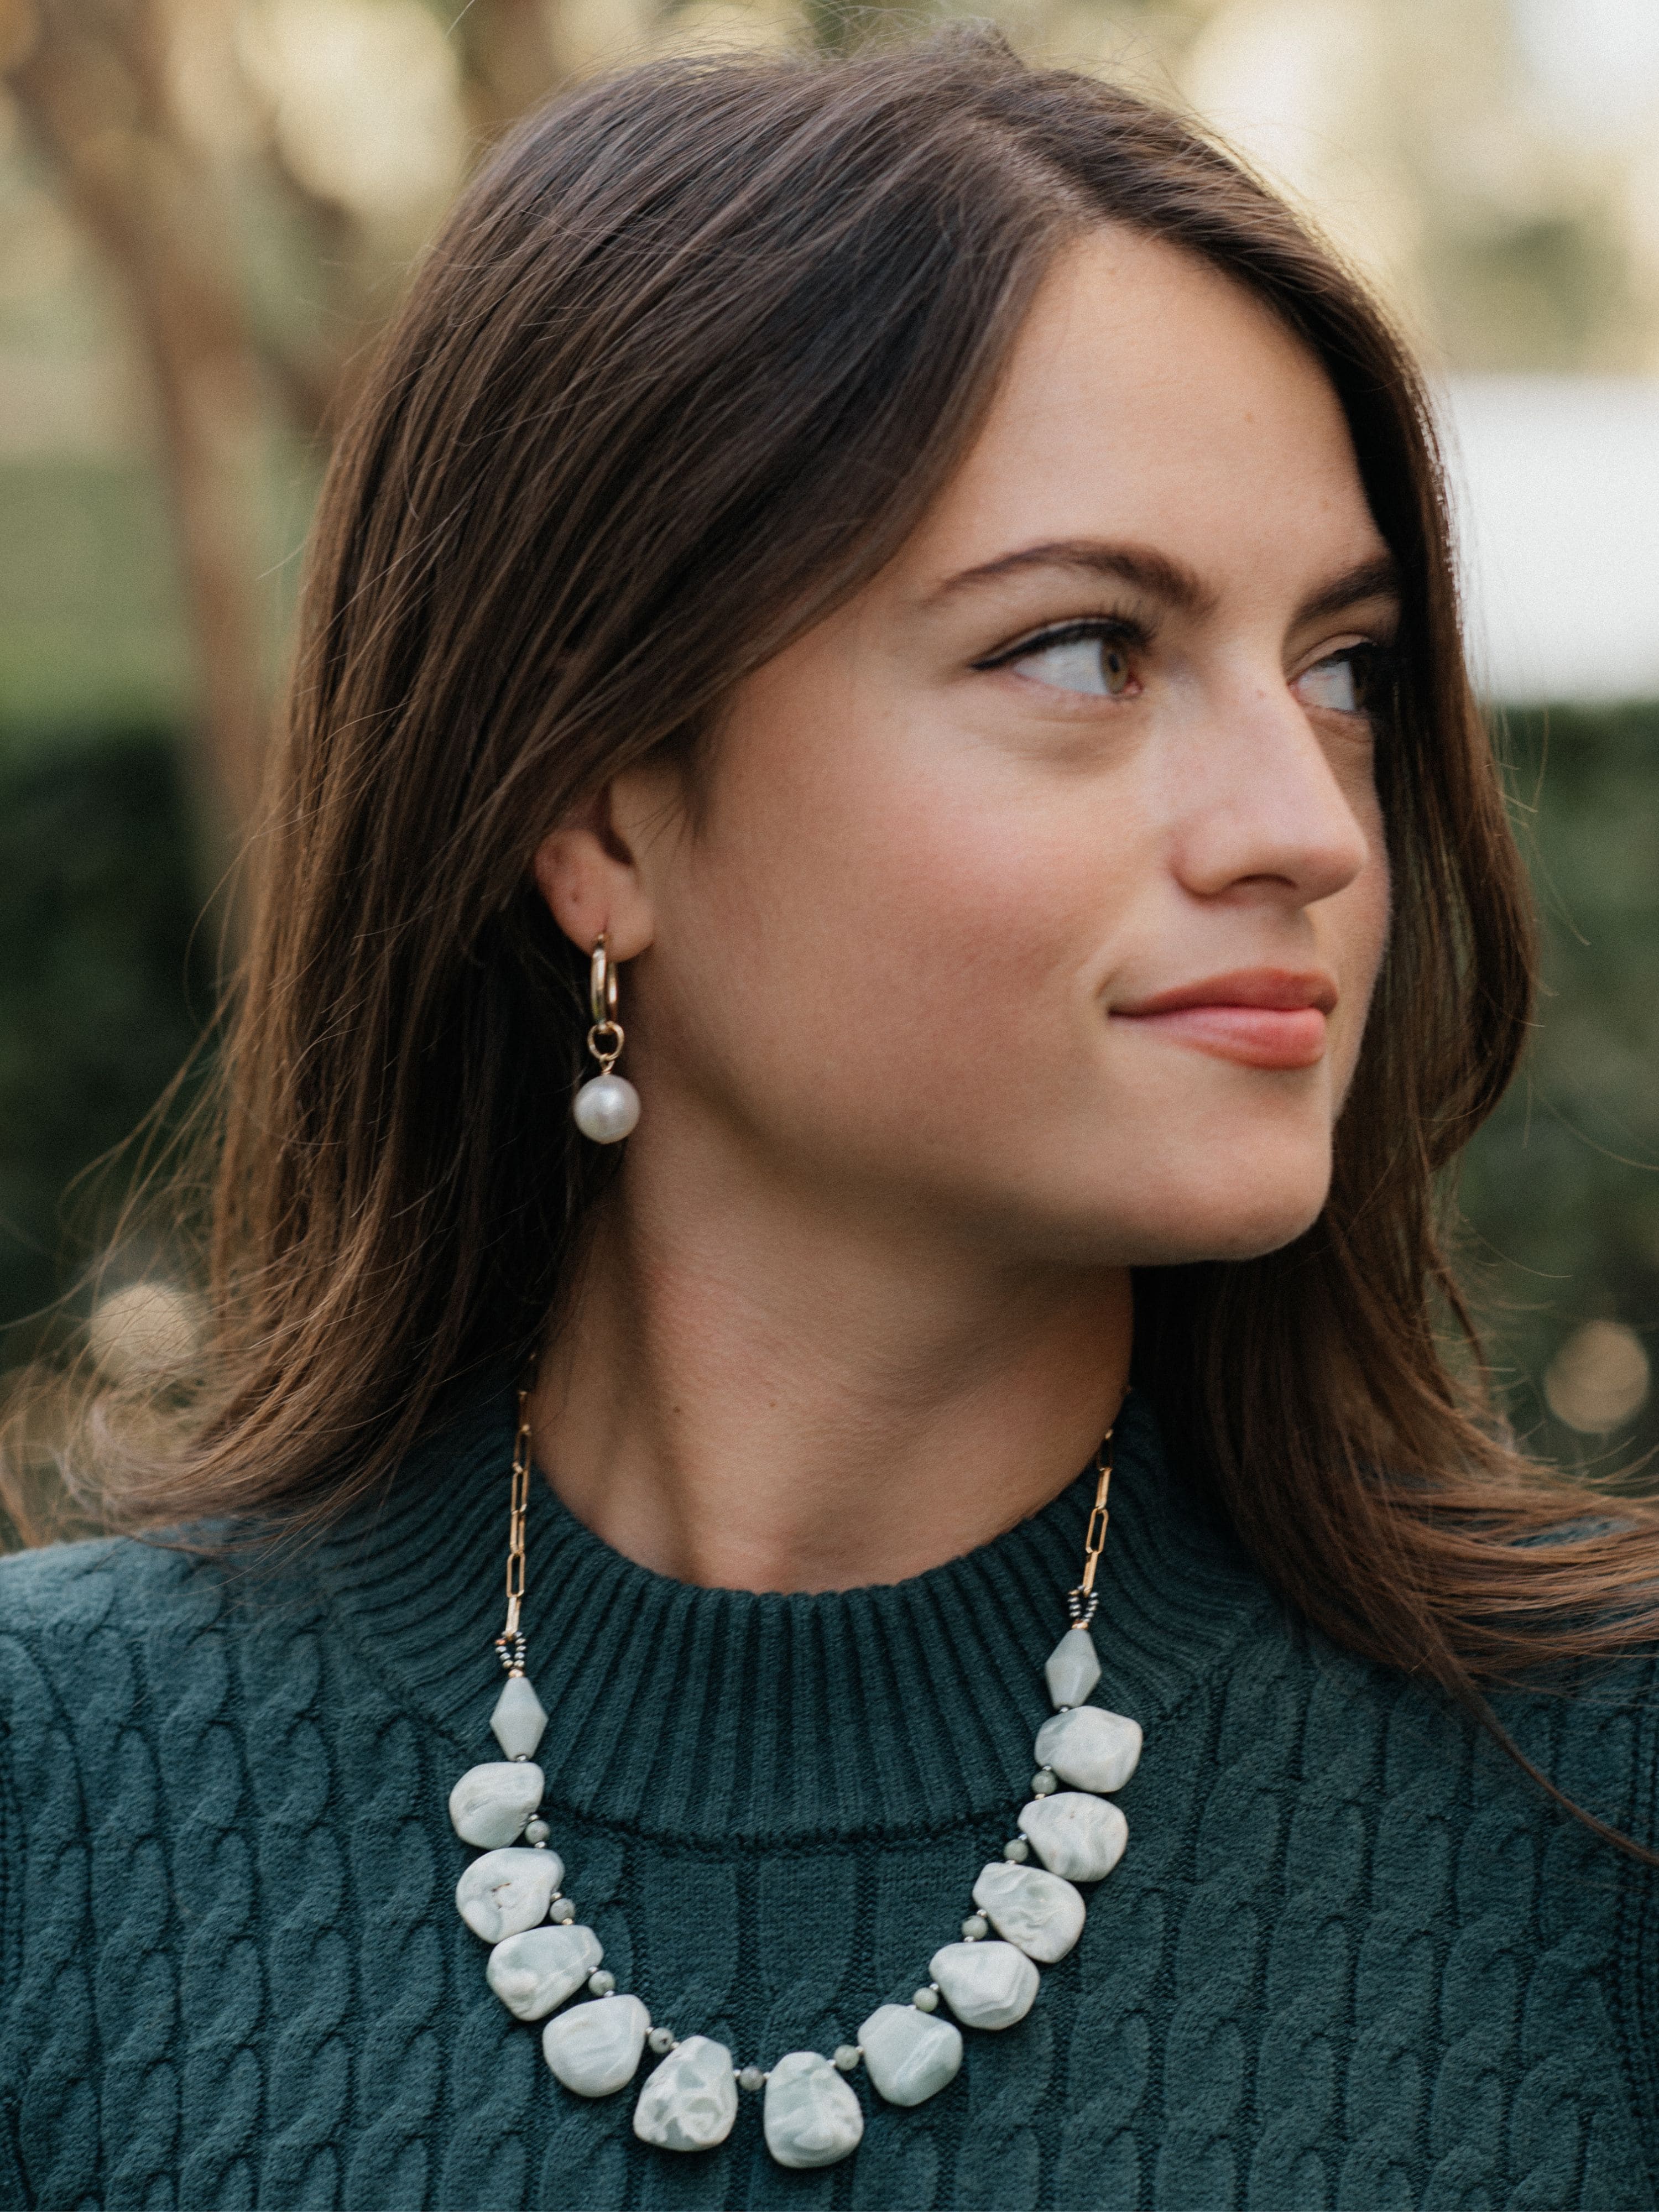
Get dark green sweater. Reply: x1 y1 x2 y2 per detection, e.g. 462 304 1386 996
2 1385 1657 2210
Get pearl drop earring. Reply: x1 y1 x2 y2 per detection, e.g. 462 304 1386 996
571 933 640 1144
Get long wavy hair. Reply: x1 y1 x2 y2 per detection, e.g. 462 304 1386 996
15 31 1659 1838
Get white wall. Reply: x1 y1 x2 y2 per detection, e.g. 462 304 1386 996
1438 376 1659 702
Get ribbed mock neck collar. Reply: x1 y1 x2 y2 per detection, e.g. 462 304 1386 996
314 1384 1274 1846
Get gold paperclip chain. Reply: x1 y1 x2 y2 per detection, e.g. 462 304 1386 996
1066 1423 1115 1631
495 1387 533 1674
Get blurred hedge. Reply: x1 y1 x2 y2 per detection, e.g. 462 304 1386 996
1459 702 1659 1464
0 722 211 1365
0 705 1655 1460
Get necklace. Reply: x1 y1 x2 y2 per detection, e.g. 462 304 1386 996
446 1394 1142 2169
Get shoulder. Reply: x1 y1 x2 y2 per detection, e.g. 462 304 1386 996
0 1530 225 1668
0 1527 217 1624
0 1537 233 1806
0 1531 294 1776
1482 1648 1659 1893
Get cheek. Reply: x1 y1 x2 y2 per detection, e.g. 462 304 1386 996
661 680 1118 1128
1330 797 1392 1087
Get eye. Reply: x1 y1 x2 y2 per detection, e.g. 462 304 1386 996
993 623 1136 698
1295 645 1386 715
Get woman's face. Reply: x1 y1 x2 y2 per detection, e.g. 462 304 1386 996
595 226 1397 1266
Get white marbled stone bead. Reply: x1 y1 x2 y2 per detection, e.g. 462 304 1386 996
487 1923 602 2021
972 1860 1087 1963
633 2036 738 2151
543 1994 651 2097
857 2004 963 2107
573 1074 641 1144
762 2051 865 2169
1019 1791 1128 1883
1044 1627 1102 1710
448 1761 544 1848
455 1846 564 1942
1034 1704 1141 1794
491 1674 550 1760
928 1939 1040 2030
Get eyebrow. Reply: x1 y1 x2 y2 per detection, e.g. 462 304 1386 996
931 539 1401 628
1292 554 1401 627
933 539 1216 615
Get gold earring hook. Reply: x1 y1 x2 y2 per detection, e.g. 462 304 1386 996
586 933 624 1074
588 933 618 1028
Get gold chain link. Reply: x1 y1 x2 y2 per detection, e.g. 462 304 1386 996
503 1387 532 1642
1077 1429 1113 1598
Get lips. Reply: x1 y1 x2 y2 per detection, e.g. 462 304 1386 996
1110 969 1337 1071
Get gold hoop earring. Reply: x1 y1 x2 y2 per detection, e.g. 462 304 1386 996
572 933 641 1144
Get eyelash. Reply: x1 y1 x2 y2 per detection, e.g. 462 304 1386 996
973 620 1400 708
972 615 1145 673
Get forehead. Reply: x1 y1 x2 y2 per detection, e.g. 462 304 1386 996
899 225 1384 598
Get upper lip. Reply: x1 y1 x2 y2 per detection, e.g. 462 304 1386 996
1113 968 1339 1016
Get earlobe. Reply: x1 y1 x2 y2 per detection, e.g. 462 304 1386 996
531 786 656 960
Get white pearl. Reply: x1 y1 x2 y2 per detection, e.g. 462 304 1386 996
572 1074 640 1144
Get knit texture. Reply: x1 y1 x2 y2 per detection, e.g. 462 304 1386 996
2 1386 1657 2211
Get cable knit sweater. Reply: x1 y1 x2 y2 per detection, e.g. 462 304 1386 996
2 1385 1657 2211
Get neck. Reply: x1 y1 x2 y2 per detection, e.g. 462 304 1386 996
531 1138 1132 1593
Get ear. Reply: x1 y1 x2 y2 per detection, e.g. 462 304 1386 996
531 772 669 961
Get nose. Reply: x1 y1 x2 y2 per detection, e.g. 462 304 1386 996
1164 673 1375 911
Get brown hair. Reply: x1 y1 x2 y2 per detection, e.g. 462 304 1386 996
22 32 1659 1824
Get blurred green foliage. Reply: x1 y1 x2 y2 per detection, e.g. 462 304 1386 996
0 465 194 728
1460 703 1659 1467
0 703 1654 1467
0 720 212 1361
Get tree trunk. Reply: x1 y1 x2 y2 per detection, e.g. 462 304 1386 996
11 0 274 891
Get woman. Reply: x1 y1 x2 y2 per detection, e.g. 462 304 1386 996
3 29 1657 2210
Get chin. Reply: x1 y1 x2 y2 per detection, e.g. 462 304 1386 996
1053 1145 1335 1267
1177 1201 1326 1264
1160 1171 1333 1262
997 1082 1340 1267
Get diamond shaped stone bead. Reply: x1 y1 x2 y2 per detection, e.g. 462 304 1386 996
491 1673 550 1760
1043 1626 1102 1709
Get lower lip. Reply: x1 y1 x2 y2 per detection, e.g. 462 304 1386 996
1114 1005 1328 1070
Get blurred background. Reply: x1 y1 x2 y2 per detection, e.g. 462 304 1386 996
1 0 1656 1519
